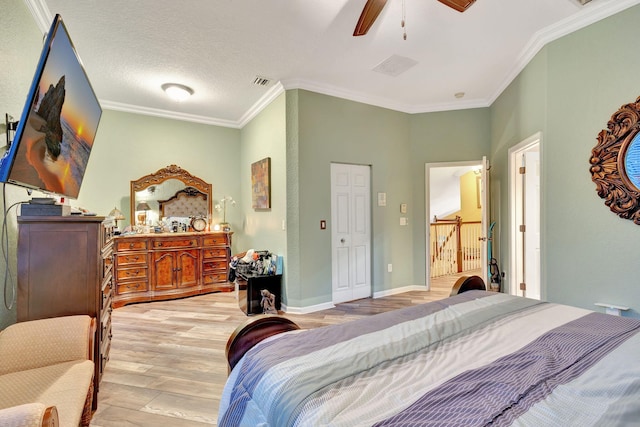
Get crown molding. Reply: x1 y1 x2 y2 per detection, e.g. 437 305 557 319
281 78 418 114
487 0 640 106
101 82 285 129
24 0 52 33
99 100 242 128
236 82 285 128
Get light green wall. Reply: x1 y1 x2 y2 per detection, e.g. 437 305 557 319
491 5 640 317
280 92 490 308
285 90 302 306
0 0 42 329
238 93 288 298
489 47 549 299
283 90 414 307
409 109 491 284
544 6 640 315
83 110 241 233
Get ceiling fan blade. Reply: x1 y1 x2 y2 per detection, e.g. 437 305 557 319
437 0 477 13
353 0 388 36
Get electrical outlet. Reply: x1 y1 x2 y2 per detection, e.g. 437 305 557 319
387 264 392 272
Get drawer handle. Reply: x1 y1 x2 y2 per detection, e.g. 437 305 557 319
129 243 135 249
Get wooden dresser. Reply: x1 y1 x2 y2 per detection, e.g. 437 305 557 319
17 215 115 409
112 231 233 307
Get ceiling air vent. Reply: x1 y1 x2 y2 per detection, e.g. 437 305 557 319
253 76 272 86
373 55 418 77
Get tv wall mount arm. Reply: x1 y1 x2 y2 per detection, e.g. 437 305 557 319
4 113 18 149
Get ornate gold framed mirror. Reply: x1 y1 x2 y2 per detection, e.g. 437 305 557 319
589 96 640 225
130 165 212 226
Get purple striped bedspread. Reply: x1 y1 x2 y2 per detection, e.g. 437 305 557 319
218 291 640 426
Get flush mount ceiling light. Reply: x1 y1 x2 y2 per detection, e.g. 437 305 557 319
161 83 194 102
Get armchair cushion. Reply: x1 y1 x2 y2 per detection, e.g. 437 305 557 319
0 315 93 375
0 403 58 427
0 360 93 426
0 315 95 427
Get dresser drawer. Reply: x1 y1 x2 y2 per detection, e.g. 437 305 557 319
203 259 227 271
101 284 112 311
203 247 227 259
117 281 148 294
101 268 113 293
100 340 111 376
202 234 228 246
152 238 197 249
203 272 227 284
100 313 112 345
116 266 147 280
116 239 148 252
116 253 147 266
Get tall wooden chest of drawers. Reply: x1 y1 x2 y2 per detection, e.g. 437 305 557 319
17 215 115 410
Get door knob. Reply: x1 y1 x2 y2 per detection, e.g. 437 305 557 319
340 238 345 243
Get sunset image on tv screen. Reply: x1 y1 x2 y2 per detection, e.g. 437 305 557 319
8 20 101 199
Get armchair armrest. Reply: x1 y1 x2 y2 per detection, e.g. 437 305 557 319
0 315 95 375
0 403 59 427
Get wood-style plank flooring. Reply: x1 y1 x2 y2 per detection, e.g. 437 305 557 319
90 272 478 426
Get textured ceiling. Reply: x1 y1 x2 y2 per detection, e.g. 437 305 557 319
24 0 640 128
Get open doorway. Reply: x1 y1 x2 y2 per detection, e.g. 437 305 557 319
509 133 541 299
425 159 488 291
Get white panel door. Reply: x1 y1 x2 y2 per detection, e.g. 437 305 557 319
331 163 371 304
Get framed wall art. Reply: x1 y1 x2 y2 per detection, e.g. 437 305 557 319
251 157 271 209
589 95 640 225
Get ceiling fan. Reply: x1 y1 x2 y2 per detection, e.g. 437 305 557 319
353 0 477 36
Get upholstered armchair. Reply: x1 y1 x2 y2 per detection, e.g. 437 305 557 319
0 315 96 427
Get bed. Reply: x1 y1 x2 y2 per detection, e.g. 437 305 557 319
218 290 640 426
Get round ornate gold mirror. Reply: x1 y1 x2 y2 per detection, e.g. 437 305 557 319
589 96 640 224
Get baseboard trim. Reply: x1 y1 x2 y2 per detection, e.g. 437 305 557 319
282 285 429 314
373 285 428 299
281 301 336 315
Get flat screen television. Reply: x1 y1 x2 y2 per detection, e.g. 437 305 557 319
0 14 102 200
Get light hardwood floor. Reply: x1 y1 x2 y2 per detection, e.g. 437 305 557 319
90 272 478 426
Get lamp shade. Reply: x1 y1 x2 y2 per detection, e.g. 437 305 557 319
108 207 125 220
136 202 151 211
